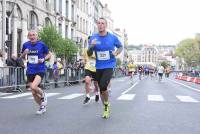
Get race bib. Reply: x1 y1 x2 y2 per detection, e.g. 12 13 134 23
28 55 38 64
89 59 96 66
97 51 110 60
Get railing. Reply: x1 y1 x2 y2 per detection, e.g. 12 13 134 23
0 66 126 92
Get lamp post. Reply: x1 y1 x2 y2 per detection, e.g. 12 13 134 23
2 0 6 62
72 36 82 61
1 0 17 61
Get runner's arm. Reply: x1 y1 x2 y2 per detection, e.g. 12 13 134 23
112 46 123 56
87 45 94 56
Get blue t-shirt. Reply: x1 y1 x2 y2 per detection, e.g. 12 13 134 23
21 41 49 74
89 32 122 69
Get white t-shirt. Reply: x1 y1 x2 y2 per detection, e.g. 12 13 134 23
158 66 164 74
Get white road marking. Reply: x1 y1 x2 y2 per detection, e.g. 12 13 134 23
167 79 200 92
27 93 61 99
58 93 84 100
148 95 164 102
1 93 32 99
122 81 139 95
117 94 135 100
0 93 13 96
176 95 199 103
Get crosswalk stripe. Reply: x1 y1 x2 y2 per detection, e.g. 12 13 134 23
117 94 135 100
148 95 164 102
0 93 13 96
176 96 199 103
57 93 84 100
27 93 61 99
1 92 32 99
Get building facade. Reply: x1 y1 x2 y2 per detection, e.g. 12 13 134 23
0 0 128 63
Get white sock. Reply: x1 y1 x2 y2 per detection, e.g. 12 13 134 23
86 94 90 98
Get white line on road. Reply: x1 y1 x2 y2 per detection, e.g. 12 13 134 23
167 79 200 93
148 95 164 102
0 93 13 96
1 92 32 99
121 81 139 95
176 95 199 103
27 93 61 99
117 94 135 100
57 93 84 100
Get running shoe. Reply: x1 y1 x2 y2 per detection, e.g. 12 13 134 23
102 102 110 119
83 97 90 104
36 105 46 115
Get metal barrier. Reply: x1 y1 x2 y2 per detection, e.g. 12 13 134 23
0 66 125 92
0 67 25 92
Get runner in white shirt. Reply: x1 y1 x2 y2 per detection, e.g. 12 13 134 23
158 65 164 81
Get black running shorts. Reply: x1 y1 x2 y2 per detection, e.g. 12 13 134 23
85 69 97 81
96 68 113 92
27 73 44 83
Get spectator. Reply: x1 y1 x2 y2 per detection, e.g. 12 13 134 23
53 61 59 88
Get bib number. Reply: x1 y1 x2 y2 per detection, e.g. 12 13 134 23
28 55 38 64
89 59 96 66
97 51 110 60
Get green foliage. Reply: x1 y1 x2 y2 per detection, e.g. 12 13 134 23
38 26 78 60
175 38 199 66
160 61 170 69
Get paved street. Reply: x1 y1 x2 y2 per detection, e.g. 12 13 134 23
0 75 200 134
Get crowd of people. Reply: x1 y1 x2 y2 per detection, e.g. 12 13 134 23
126 61 172 81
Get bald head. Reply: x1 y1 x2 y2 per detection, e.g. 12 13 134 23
28 30 38 43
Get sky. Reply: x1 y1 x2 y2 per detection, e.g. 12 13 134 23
101 0 200 45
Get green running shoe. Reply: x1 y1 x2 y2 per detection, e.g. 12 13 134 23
102 102 110 119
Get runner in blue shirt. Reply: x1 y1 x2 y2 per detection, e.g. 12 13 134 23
21 30 51 115
88 17 123 119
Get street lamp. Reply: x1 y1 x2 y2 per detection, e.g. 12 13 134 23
72 37 82 61
1 0 17 61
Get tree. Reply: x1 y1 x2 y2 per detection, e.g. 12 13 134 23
160 61 170 69
38 26 60 52
39 26 78 63
175 38 197 67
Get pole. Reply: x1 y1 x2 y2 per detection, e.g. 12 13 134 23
2 0 6 62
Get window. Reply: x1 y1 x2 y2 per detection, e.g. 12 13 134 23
65 25 68 38
80 0 82 10
45 0 49 10
66 0 68 18
77 15 79 30
71 5 74 21
59 0 62 14
83 0 85 12
59 23 62 34
86 21 88 34
77 0 79 8
80 17 82 32
45 17 52 26
29 11 38 30
32 0 36 4
83 19 85 33
71 28 74 39
54 0 57 11
86 2 88 14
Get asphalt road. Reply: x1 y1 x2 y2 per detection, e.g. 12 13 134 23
0 75 200 134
